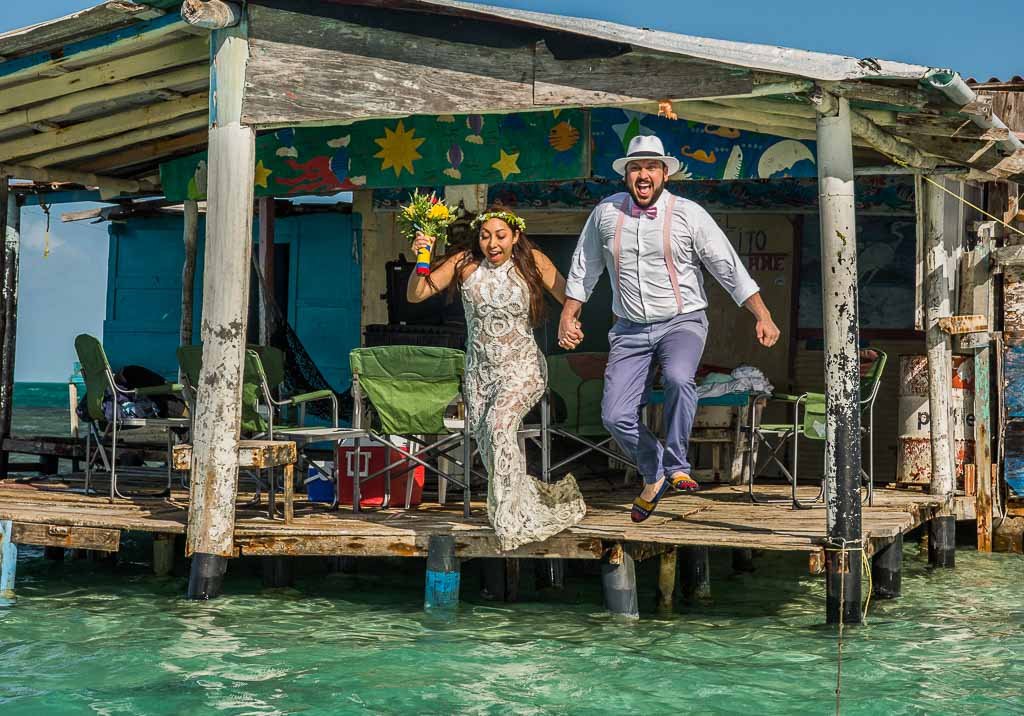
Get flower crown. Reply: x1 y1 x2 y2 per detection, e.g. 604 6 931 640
470 210 526 233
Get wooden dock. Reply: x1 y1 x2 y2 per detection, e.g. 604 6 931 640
0 475 942 566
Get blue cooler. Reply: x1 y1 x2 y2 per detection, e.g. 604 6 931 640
305 462 335 503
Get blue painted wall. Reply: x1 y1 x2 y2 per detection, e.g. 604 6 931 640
104 211 361 392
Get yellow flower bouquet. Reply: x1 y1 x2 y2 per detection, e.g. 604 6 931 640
395 189 459 276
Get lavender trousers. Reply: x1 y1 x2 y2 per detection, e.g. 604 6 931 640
601 311 708 485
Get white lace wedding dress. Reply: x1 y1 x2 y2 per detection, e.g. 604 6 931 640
461 260 586 551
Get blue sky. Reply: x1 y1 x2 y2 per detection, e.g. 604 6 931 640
3 0 1020 381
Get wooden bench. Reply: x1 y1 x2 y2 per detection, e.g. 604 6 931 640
172 440 299 523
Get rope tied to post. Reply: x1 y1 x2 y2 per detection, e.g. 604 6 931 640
823 536 873 716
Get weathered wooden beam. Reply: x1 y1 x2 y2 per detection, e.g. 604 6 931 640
815 94 863 625
10 522 120 552
186 21 255 601
0 187 19 479
181 199 200 350
0 13 187 88
257 197 275 345
533 43 753 106
937 314 988 334
29 115 208 169
234 533 604 559
0 37 208 113
830 81 934 111
0 93 208 164
0 63 208 135
243 5 533 125
918 176 956 507
76 129 208 174
0 163 156 198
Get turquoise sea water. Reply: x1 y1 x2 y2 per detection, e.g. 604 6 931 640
3 385 1024 714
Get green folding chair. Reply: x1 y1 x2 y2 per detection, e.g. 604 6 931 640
177 344 359 516
348 346 479 516
746 349 888 509
74 334 188 500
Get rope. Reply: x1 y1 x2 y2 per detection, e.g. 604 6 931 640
824 537 870 716
918 172 1024 239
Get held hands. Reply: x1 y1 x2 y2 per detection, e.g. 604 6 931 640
756 317 781 348
558 314 584 351
412 231 435 254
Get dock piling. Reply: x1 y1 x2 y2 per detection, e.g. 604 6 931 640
872 534 902 598
1 520 16 603
928 516 956 568
424 535 460 610
731 548 755 573
601 544 638 619
814 92 864 626
656 549 678 612
680 546 711 603
187 553 228 600
262 556 294 588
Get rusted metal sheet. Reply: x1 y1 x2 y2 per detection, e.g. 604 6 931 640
11 522 120 552
1004 425 1024 497
938 314 988 335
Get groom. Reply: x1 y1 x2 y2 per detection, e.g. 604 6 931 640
558 135 780 522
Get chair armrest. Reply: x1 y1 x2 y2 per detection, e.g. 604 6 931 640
285 389 335 405
770 391 825 403
135 383 183 397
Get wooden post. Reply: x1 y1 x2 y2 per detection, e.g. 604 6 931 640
918 175 956 568
814 92 863 625
186 23 256 600
656 548 678 612
601 544 639 619
261 557 294 588
731 548 755 573
257 197 275 345
153 534 175 577
0 185 20 479
965 229 995 551
680 546 711 602
424 535 459 610
871 534 902 599
180 199 199 349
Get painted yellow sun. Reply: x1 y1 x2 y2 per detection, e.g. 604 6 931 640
373 120 425 177
253 159 273 188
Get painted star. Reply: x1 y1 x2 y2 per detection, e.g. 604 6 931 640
373 120 425 177
253 159 272 188
491 149 521 180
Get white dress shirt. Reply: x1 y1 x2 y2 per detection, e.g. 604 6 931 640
565 190 759 324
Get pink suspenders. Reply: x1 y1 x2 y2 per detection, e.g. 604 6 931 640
611 195 683 316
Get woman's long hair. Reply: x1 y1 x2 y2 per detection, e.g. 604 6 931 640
431 208 548 327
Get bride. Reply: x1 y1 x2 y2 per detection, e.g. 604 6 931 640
407 209 586 551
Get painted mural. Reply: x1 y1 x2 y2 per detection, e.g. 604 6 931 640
590 108 818 181
161 110 589 201
799 214 918 330
374 175 915 215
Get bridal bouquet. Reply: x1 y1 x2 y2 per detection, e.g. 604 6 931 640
395 190 458 276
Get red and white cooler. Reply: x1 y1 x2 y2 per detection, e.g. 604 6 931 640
336 437 425 508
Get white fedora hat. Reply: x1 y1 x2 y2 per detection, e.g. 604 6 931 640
612 135 681 176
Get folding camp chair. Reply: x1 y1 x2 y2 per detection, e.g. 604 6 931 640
177 344 360 516
540 352 636 481
745 349 888 509
348 346 481 516
74 334 188 501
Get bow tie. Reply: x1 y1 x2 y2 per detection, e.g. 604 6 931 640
629 203 658 219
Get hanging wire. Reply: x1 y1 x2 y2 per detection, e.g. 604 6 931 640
40 196 52 258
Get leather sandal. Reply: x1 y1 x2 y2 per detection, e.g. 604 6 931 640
667 472 699 493
630 479 672 523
